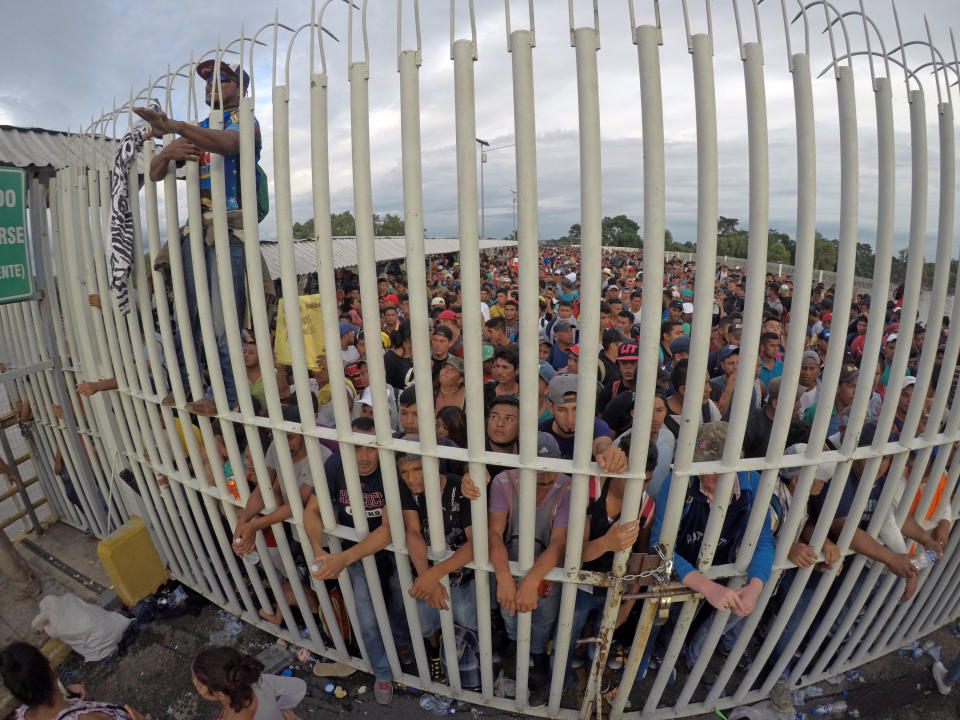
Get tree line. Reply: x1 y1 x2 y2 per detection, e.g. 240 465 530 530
547 214 950 289
292 211 405 240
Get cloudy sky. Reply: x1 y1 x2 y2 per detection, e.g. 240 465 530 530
2 0 959 255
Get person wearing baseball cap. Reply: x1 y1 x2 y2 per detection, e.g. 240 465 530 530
539 375 627 474
597 343 639 415
136 56 264 417
647 421 774 673
339 321 361 365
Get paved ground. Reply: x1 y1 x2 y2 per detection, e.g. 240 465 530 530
4 522 960 719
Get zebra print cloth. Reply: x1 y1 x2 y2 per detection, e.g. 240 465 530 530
109 99 159 315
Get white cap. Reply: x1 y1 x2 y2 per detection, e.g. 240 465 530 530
682 302 694 314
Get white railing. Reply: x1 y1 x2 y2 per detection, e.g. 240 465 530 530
1 2 958 718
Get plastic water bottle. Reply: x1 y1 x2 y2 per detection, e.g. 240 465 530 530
420 693 454 715
244 550 260 565
809 701 847 716
311 560 324 574
910 550 936 571
791 685 824 706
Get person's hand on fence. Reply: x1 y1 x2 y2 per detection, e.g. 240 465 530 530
232 522 257 555
900 573 918 603
932 520 951 550
595 444 627 474
77 382 102 397
461 470 490 500
788 542 819 569
88 293 101 309
514 577 540 614
734 578 763 617
410 571 449 610
162 137 201 163
134 106 176 135
701 579 743 614
495 573 518 616
822 539 841 567
886 552 919 579
921 533 945 560
50 404 64 419
310 550 349 580
603 518 640 553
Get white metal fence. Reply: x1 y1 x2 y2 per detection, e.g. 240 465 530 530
1 1 959 718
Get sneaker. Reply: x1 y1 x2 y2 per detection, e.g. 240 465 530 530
608 645 626 670
933 661 953 695
374 680 394 705
397 642 415 666
429 655 447 684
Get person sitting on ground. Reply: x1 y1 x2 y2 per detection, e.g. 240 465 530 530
183 645 305 720
0 641 126 720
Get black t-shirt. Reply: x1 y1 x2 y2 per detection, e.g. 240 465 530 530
400 475 474 585
322 452 387 532
384 350 412 391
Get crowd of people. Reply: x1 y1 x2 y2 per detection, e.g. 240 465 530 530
13 60 950 712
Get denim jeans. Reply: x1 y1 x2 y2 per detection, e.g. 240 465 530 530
498 579 562 654
685 612 743 668
175 234 245 408
773 569 817 666
418 579 478 636
562 589 607 681
347 560 409 681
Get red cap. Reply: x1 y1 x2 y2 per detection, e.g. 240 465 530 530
568 344 580 356
438 309 456 320
382 293 399 305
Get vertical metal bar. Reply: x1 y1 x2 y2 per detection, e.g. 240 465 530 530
643 30 718 713
451 33 496 701
608 20 666 718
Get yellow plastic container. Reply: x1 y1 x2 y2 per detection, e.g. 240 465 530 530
97 516 167 607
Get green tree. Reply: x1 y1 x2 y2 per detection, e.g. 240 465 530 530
601 214 641 247
374 213 405 236
855 242 875 278
717 216 740 237
813 232 838 271
768 228 795 262
292 218 314 240
565 223 581 244
331 211 356 236
768 242 791 264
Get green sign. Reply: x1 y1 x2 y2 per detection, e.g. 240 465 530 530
0 167 33 304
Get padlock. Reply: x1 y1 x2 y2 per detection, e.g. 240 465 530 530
655 595 672 626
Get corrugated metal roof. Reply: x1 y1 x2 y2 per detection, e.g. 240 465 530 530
259 236 517 276
0 125 134 175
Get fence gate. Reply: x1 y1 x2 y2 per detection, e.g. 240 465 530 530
1 2 959 718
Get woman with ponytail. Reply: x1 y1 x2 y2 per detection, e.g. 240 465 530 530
187 646 305 720
0 642 127 720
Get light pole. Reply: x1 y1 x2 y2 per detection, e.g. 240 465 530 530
511 189 517 240
476 137 489 238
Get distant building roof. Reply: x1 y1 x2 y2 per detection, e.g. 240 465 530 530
259 236 517 275
0 125 123 176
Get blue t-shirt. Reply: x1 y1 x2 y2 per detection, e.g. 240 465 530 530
758 359 784 390
199 108 261 212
